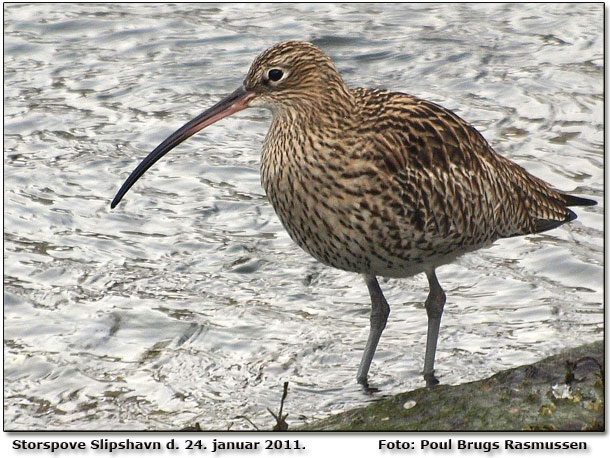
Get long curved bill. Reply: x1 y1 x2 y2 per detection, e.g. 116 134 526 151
111 86 255 209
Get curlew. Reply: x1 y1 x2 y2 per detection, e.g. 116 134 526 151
111 41 596 387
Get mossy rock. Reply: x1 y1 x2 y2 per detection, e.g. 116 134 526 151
299 341 603 431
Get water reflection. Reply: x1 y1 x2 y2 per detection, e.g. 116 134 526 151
4 3 603 430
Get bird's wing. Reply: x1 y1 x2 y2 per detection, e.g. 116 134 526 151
350 88 582 240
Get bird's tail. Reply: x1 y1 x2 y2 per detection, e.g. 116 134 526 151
533 192 596 233
560 193 597 208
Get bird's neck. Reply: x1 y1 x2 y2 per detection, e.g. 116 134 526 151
272 84 356 131
261 99 347 196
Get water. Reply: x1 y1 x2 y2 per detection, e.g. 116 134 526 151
4 3 603 430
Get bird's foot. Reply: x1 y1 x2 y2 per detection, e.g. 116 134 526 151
357 373 368 386
357 375 380 394
424 372 440 388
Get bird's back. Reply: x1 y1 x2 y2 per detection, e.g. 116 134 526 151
349 88 591 236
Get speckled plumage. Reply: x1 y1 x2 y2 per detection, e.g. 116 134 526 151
251 41 587 279
112 40 596 388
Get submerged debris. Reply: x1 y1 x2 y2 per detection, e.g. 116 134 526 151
268 381 290 431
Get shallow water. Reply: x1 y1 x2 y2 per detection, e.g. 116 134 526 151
4 3 603 430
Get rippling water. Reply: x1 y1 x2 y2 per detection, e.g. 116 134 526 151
4 3 603 430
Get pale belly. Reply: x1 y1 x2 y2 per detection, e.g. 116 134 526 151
263 172 495 278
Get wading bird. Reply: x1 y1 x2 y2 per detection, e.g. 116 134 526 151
111 41 595 387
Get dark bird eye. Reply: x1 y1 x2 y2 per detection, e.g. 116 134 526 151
268 68 284 82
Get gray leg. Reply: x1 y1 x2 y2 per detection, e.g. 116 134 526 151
423 269 446 387
356 274 390 386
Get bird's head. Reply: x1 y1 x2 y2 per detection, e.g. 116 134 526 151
242 40 348 112
111 41 347 208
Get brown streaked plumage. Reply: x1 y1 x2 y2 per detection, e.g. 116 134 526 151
111 41 596 388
